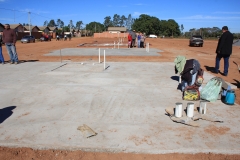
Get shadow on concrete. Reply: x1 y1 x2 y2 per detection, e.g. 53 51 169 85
204 65 216 73
171 76 179 81
5 60 39 64
19 60 39 63
0 106 16 124
232 79 240 88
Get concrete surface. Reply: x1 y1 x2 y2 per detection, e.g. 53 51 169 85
0 60 239 154
45 48 163 56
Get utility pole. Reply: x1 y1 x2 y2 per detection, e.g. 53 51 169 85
69 20 71 36
28 12 31 36
13 9 15 22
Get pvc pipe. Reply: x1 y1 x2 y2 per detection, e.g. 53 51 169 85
175 103 182 117
60 49 62 63
199 100 207 114
99 48 100 63
187 103 194 117
104 50 105 70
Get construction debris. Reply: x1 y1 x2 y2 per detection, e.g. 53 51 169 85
77 124 97 138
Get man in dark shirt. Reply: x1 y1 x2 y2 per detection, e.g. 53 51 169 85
214 26 233 76
2 24 19 64
131 30 137 48
0 31 5 64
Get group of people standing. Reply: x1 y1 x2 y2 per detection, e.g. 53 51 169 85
128 30 145 48
0 24 19 65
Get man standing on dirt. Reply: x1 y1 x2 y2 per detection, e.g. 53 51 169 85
131 30 137 48
214 26 233 76
2 24 18 64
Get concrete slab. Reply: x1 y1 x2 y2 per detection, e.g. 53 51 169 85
0 62 239 154
45 48 163 56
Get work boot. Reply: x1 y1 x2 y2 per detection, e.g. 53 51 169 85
10 61 13 64
15 62 18 65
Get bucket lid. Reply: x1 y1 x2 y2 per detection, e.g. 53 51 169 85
227 90 235 93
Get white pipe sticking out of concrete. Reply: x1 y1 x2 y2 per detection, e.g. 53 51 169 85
60 49 62 63
175 102 183 117
146 43 149 52
104 50 106 70
187 103 194 117
99 48 100 63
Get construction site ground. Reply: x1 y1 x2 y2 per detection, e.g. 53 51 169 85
0 37 240 160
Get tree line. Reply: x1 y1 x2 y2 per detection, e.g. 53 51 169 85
41 13 239 38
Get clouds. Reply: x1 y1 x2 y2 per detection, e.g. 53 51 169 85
132 12 150 17
0 18 13 21
179 15 240 20
214 11 240 14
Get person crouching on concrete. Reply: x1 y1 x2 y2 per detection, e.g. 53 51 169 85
174 56 202 91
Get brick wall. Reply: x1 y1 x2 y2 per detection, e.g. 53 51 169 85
94 32 128 38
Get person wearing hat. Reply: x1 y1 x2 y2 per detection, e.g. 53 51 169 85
2 24 19 64
130 30 137 48
213 26 233 76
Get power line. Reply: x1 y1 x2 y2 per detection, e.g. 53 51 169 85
0 7 78 27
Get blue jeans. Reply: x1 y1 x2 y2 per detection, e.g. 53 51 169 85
137 40 141 48
5 43 18 62
181 72 198 91
215 54 229 75
0 46 4 63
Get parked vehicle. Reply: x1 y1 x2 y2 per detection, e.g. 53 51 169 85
21 35 35 43
149 34 157 38
189 35 203 47
40 35 51 42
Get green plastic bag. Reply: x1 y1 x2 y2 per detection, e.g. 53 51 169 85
200 77 222 102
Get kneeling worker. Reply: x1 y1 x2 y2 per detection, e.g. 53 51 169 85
174 56 203 91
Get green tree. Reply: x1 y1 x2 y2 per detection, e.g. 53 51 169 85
76 21 83 30
112 14 120 26
86 21 104 35
62 26 70 32
48 19 56 27
43 20 48 26
132 14 161 35
180 24 184 35
167 19 180 37
103 16 113 30
119 15 127 27
125 14 132 30
56 19 64 28
68 20 74 30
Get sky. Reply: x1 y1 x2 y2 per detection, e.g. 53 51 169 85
0 0 240 33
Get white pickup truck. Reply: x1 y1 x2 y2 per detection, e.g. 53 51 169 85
149 34 157 38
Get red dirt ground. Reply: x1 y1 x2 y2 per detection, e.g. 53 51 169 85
0 37 239 160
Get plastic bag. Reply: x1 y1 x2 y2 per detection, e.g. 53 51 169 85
200 78 222 102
